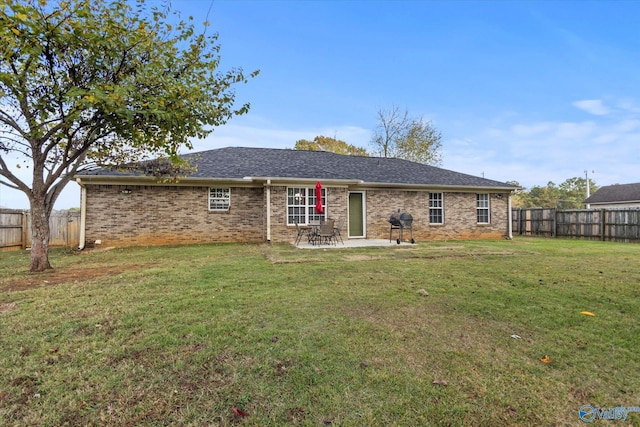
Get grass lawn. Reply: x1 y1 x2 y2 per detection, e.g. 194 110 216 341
1 237 639 426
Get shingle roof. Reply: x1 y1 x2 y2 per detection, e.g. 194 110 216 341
78 147 517 189
584 183 640 204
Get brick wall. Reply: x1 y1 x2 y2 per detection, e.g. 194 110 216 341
366 190 510 241
83 184 510 247
84 184 265 247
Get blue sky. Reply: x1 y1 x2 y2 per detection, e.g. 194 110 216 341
2 0 639 209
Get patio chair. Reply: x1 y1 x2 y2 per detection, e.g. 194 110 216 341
316 219 336 245
333 218 345 244
293 218 308 245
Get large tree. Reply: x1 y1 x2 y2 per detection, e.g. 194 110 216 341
295 135 368 156
371 105 442 166
0 0 258 271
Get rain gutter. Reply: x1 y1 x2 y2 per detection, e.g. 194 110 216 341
353 182 518 192
508 193 513 239
265 179 271 242
74 176 254 186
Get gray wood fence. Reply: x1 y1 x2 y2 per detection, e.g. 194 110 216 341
512 208 640 242
0 209 80 251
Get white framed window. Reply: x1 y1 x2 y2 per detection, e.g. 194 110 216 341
429 192 444 224
287 186 326 225
477 193 490 223
209 188 230 211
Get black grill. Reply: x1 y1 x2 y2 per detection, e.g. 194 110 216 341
388 210 415 244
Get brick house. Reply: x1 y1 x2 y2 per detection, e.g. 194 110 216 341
74 147 518 247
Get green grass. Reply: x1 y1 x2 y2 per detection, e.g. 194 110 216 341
1 238 639 426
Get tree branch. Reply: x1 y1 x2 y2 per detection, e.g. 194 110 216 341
0 154 30 193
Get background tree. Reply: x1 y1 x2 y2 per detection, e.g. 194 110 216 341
294 135 369 156
558 177 598 208
371 105 443 166
506 180 530 208
528 182 561 208
514 177 598 208
0 0 258 272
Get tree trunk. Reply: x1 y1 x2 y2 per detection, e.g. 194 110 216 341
29 198 52 272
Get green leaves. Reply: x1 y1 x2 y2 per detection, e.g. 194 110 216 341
1 0 258 173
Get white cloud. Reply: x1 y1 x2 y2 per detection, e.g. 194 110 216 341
555 121 597 140
448 137 475 147
442 98 640 189
615 99 640 114
573 99 610 116
592 133 618 144
613 119 640 133
510 122 554 138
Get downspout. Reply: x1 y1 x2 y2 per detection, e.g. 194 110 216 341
266 179 271 242
507 192 513 240
78 180 87 250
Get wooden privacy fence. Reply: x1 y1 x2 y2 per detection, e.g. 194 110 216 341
512 208 640 242
0 209 80 251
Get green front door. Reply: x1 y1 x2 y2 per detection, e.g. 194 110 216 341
348 192 365 238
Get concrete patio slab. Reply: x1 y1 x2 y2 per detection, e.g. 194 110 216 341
294 239 417 249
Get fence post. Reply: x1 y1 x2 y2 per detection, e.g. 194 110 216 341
552 208 557 238
65 211 70 249
21 211 28 249
518 208 523 235
600 209 606 241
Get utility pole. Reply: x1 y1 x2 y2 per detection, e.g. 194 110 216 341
585 170 594 209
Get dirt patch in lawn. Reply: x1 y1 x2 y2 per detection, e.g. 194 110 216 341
1 265 144 292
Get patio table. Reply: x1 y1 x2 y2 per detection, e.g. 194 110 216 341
307 221 321 245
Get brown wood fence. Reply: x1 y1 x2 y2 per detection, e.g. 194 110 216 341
512 208 640 242
0 209 80 251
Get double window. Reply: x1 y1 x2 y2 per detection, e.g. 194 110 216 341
476 194 490 223
429 192 444 224
287 187 326 225
209 188 230 211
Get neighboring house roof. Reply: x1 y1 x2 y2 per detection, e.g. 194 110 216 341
584 182 640 205
76 147 517 190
